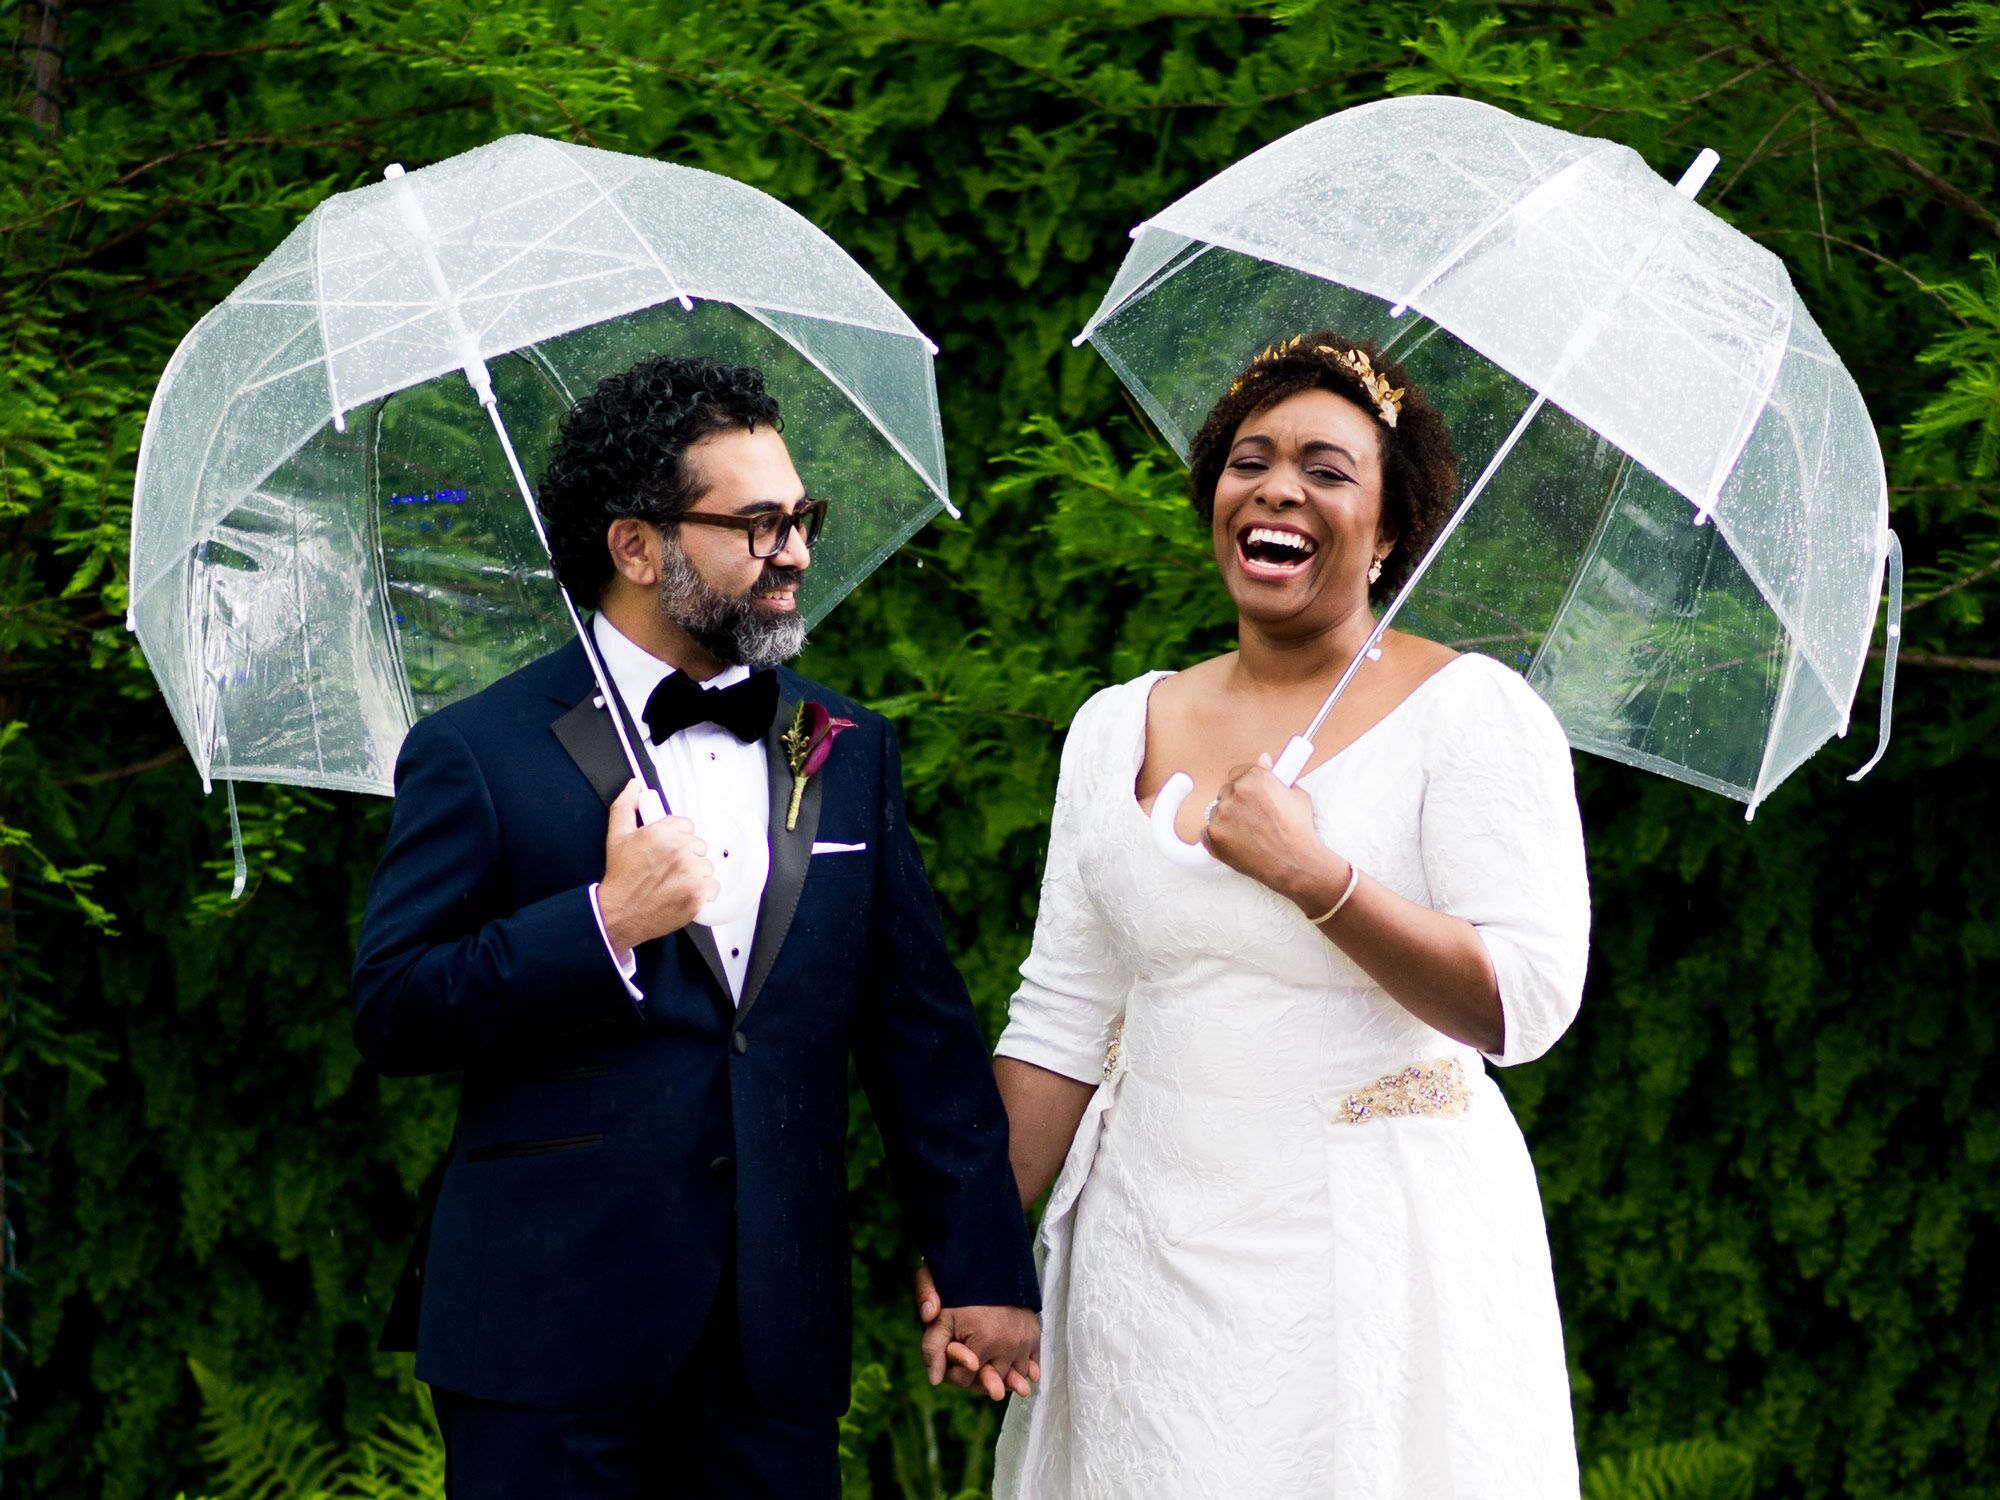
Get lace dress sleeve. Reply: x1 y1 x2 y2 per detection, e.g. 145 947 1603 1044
1418 659 1591 1067
994 688 1135 1084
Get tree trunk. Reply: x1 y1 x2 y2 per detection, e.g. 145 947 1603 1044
14 0 64 135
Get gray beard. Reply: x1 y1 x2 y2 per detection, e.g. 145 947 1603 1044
656 541 807 669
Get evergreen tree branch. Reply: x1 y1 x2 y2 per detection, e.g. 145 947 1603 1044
1735 24 2000 237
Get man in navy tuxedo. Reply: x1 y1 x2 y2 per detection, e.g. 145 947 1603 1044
352 356 1040 1498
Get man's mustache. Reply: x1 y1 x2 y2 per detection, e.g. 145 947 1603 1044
752 565 805 595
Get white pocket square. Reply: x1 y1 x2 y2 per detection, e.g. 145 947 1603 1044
810 841 868 855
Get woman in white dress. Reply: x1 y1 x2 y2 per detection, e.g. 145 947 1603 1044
983 334 1590 1498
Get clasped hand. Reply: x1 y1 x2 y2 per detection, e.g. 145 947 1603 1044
596 779 720 951
912 1262 1040 1402
1200 753 1339 905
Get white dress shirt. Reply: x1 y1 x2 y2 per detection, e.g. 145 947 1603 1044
586 613 771 1004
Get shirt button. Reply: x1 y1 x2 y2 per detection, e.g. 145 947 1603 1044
709 751 716 760
730 947 740 958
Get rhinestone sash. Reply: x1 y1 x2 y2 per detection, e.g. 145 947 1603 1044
1333 1057 1471 1125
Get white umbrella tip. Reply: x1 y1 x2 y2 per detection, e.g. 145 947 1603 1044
1675 148 1721 200
383 162 406 181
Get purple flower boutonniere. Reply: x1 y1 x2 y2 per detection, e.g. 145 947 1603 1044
782 701 857 832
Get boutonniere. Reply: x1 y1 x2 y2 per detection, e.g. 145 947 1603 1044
781 701 857 831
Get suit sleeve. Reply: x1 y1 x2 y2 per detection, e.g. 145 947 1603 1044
352 711 640 1077
853 714 1041 1313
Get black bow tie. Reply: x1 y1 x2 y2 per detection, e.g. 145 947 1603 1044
643 668 779 745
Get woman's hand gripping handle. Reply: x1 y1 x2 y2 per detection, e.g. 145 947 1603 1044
1148 735 1316 869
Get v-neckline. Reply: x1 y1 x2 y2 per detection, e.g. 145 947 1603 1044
1130 654 1474 819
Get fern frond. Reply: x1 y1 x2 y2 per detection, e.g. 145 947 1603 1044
188 1359 346 1500
1581 1437 1756 1500
336 1411 445 1500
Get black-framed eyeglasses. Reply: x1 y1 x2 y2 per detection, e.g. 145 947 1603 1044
676 497 829 559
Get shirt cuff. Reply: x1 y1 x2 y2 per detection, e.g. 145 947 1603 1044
588 881 643 1003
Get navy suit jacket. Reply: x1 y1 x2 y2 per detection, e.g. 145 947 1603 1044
352 638 1039 1417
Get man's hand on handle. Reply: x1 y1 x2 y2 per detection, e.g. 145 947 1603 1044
597 780 719 952
914 1262 1040 1402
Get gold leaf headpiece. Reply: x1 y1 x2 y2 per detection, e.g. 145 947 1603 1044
1226 334 1405 428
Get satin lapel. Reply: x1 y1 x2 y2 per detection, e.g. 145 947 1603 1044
548 678 732 1010
738 695 821 1023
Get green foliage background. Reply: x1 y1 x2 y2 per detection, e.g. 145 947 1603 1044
2 2 1997 1495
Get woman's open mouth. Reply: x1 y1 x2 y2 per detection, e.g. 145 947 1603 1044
1235 523 1320 580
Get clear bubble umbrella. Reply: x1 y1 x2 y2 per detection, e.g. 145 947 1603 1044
129 134 953 910
1075 95 1903 861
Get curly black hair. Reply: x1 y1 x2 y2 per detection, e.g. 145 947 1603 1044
1185 333 1460 604
536 355 783 606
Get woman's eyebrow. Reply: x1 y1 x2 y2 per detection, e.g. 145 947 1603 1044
1300 439 1359 466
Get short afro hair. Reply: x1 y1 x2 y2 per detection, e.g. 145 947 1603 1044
1186 333 1460 604
536 355 783 606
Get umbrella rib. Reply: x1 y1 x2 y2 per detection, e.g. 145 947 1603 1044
290 501 329 775
131 309 319 609
241 233 396 294
235 303 450 396
407 172 590 248
228 311 322 396
542 138 693 311
232 297 434 310
736 302 953 514
451 181 628 301
311 203 344 431
456 264 648 308
1386 144 1619 315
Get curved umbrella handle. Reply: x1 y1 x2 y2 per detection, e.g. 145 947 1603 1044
636 789 762 929
1148 773 1212 867
1148 737 1316 869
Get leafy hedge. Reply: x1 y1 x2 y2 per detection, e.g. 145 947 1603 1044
3 2 1997 1496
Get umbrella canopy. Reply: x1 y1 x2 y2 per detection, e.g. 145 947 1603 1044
1078 95 1896 818
131 134 951 798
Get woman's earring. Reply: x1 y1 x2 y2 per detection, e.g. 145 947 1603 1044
1367 556 1384 585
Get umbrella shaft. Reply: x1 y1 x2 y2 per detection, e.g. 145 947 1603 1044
482 400 651 788
1301 390 1550 745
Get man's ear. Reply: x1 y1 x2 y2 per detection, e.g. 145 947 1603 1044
605 518 660 588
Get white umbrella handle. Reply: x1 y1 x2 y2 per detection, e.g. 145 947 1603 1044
635 788 761 928
1149 736 1316 868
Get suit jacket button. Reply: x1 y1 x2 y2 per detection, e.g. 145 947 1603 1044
731 1031 749 1055
709 1155 734 1176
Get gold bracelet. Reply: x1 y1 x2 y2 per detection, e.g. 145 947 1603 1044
1308 861 1360 926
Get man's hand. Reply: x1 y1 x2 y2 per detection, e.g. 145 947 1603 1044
597 780 719 951
914 1262 1041 1401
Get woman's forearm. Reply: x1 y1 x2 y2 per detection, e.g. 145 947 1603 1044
1280 848 1505 1055
995 1055 1097 1211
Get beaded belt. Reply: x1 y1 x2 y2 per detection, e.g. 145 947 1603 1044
1333 1057 1471 1125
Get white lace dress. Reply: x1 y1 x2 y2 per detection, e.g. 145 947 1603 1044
992 655 1590 1500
